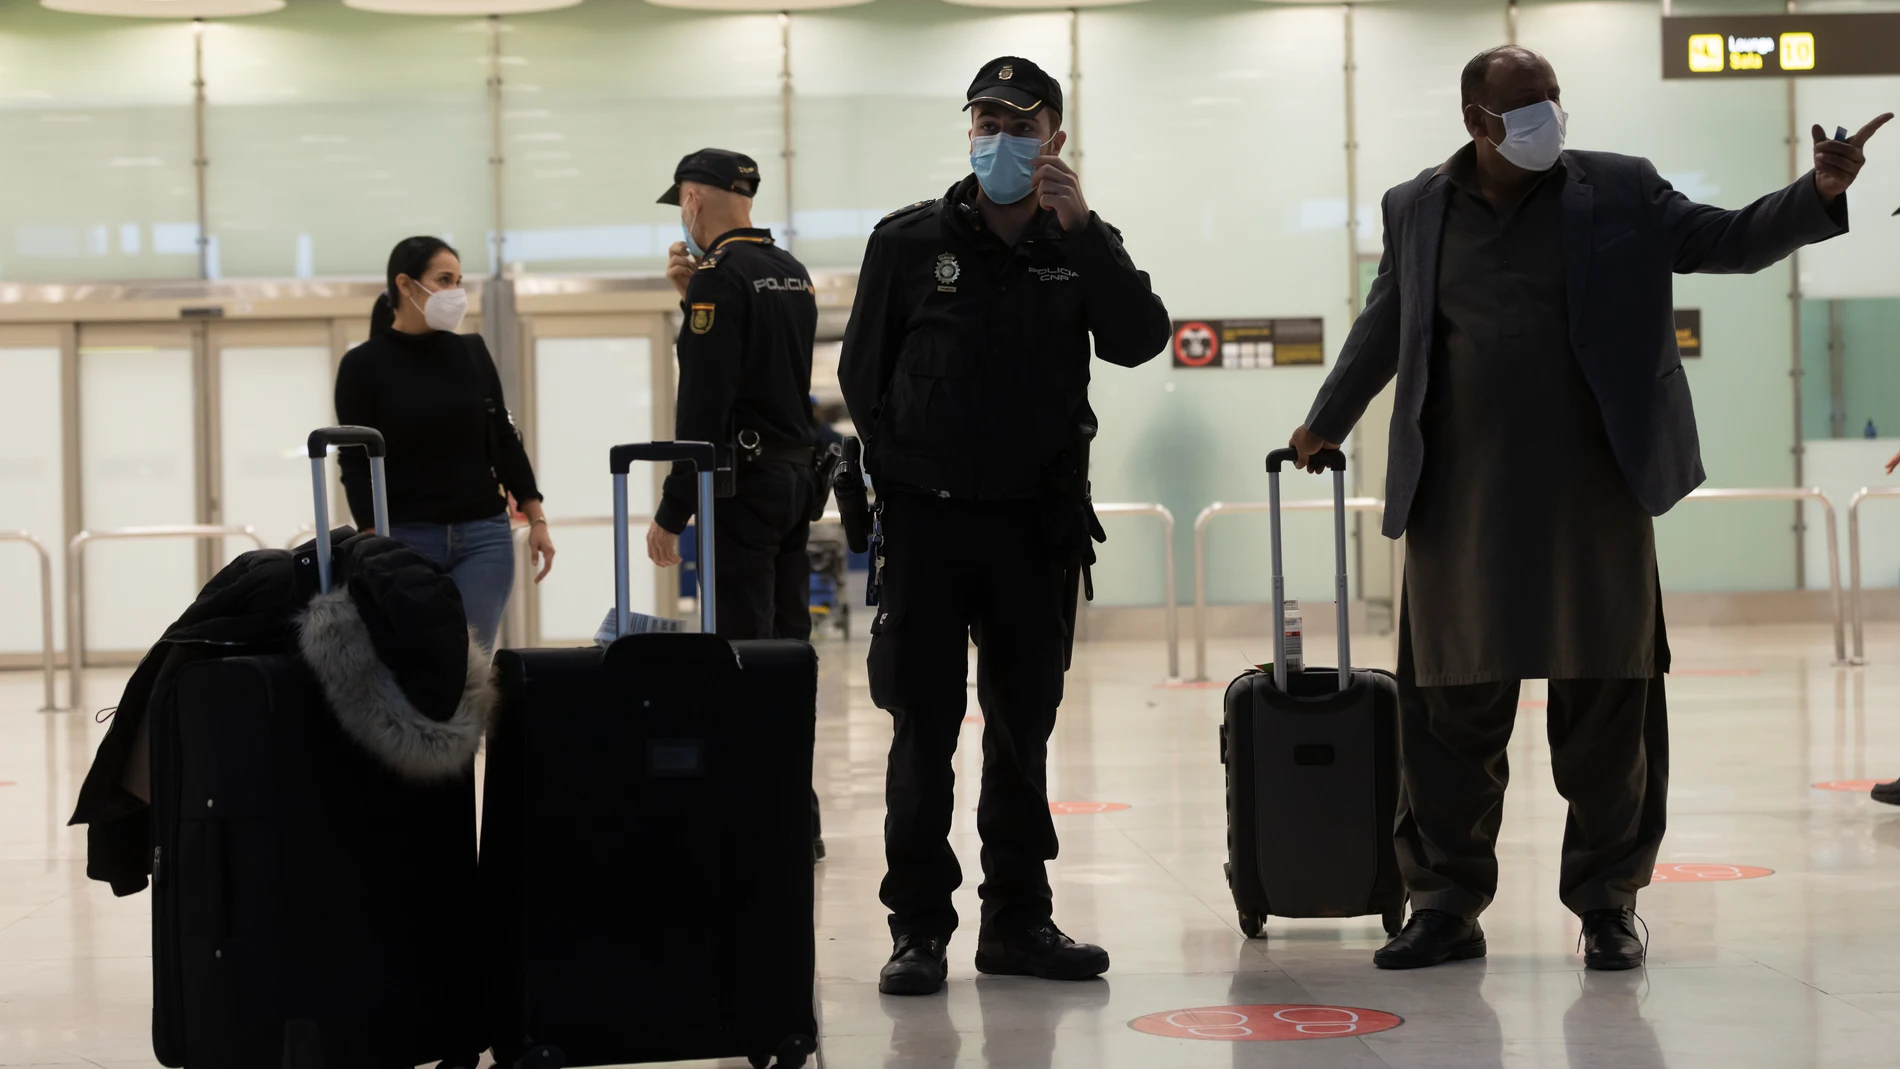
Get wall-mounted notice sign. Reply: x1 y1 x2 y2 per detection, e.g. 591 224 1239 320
1662 14 1900 79
1171 318 1325 370
1675 309 1702 358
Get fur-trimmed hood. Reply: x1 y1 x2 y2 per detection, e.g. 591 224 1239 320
298 589 492 781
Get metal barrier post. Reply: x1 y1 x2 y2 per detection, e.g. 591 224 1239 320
0 532 60 711
67 525 265 712
1848 486 1900 662
1193 497 1387 682
1683 487 1847 665
1092 503 1179 681
508 514 655 648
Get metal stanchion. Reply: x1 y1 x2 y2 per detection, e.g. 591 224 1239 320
1684 487 1847 665
1092 503 1180 682
0 532 60 711
67 525 265 711
1847 486 1900 663
1192 498 1389 683
509 514 656 649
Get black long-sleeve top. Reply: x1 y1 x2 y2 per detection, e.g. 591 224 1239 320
838 175 1173 499
333 325 542 527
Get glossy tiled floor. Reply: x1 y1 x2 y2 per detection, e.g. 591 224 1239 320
6 622 1900 1067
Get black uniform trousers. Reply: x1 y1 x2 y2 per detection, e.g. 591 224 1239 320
1393 594 1671 919
869 492 1070 940
710 458 814 644
708 458 819 843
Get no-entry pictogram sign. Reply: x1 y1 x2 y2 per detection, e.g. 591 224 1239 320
1814 779 1884 792
1131 1004 1402 1042
1172 322 1219 367
1651 863 1773 882
1049 801 1129 815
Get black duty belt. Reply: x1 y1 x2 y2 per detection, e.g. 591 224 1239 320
737 429 813 465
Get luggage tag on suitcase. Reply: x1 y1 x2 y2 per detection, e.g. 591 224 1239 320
595 606 685 646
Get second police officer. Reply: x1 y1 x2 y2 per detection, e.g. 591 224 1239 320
645 148 827 857
839 57 1173 996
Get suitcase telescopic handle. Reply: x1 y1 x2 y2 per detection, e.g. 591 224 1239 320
610 441 717 638
1264 448 1352 693
307 426 389 595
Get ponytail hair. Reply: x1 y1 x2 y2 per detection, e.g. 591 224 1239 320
370 235 459 332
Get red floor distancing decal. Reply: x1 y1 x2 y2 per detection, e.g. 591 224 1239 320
1131 1005 1402 1042
1814 779 1884 792
1651 863 1774 883
0 781 14 787
1049 801 1129 815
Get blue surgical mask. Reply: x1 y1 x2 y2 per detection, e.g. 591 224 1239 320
681 221 705 259
970 132 1050 206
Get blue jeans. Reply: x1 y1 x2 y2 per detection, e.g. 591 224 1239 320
386 514 516 653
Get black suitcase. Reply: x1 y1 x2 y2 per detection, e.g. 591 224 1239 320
1221 447 1406 941
480 442 819 1069
150 427 482 1068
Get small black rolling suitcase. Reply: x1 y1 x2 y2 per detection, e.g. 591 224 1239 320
150 427 482 1068
480 442 819 1069
1221 447 1406 941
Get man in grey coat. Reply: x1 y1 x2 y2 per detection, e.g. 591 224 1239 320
1289 45 1888 971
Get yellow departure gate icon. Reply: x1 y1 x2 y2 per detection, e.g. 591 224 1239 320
1779 32 1816 71
1688 34 1725 73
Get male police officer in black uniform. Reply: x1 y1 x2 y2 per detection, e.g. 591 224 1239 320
647 149 824 850
839 58 1172 996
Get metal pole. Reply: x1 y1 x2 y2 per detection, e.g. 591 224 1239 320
1788 0 1807 590
1827 299 1846 439
613 473 631 640
488 15 506 275
779 11 796 252
1093 503 1178 681
1684 487 1846 663
1342 2 1364 600
1846 487 1900 663
1506 0 1518 45
0 534 60 711
1068 7 1083 177
192 19 210 280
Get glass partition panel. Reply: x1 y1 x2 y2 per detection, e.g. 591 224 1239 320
0 343 67 656
0 8 197 283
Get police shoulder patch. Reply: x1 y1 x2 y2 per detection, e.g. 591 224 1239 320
689 302 715 334
697 252 723 271
874 199 937 231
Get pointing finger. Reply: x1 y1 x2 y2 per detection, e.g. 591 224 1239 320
1852 112 1895 147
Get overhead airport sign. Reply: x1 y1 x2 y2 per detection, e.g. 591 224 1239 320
1662 13 1900 79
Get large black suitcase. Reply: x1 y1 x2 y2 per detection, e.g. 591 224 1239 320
150 427 482 1068
1221 447 1406 941
480 442 819 1069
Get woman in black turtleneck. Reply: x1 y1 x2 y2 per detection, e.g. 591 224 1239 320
334 236 554 651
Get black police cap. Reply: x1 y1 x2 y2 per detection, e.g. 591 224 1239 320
964 56 1063 120
657 148 760 206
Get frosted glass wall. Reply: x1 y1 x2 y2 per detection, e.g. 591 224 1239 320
501 4 785 275
204 4 493 279
0 8 198 283
218 344 337 554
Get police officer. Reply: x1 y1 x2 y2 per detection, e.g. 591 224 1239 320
646 148 825 853
838 57 1172 996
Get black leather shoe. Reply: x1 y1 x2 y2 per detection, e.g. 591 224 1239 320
1373 909 1486 970
1873 779 1900 806
1580 908 1646 970
878 934 949 996
974 922 1109 981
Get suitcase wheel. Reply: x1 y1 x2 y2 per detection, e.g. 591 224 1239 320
756 1033 817 1069
512 1045 566 1069
1238 910 1265 940
1383 908 1406 937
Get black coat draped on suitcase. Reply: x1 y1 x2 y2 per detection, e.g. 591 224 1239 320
70 428 489 1069
1222 448 1407 940
479 441 819 1069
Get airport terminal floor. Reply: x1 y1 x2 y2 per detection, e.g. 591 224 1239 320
4 622 1900 1067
